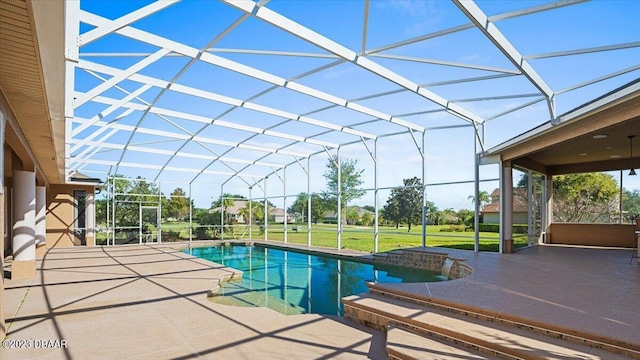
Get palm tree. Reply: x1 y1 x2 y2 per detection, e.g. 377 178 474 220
218 195 235 224
238 201 264 225
468 191 490 209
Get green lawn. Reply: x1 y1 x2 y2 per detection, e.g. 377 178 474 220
97 222 529 252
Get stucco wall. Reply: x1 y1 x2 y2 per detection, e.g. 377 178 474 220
46 184 95 248
548 223 636 248
482 212 528 225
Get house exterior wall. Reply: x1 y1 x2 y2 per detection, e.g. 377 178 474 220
483 212 528 225
46 184 95 248
548 223 635 247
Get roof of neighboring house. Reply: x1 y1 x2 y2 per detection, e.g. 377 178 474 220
482 188 529 213
270 208 285 216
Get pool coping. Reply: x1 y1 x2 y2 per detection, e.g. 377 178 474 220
180 240 473 280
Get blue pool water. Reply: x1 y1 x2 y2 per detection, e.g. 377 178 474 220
187 245 443 316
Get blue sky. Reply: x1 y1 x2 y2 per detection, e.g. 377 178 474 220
74 0 640 210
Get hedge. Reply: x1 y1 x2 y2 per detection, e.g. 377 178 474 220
478 223 528 234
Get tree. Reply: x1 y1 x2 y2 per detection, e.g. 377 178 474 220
467 191 490 209
212 193 241 224
103 175 162 227
360 211 373 226
382 197 401 228
439 208 459 224
456 208 475 227
623 189 640 221
323 156 365 224
288 192 309 222
552 172 619 223
385 177 423 232
196 209 220 239
238 201 264 225
346 207 360 225
362 205 375 213
309 194 328 225
166 188 190 221
211 193 245 209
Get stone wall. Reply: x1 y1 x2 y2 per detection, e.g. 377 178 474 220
373 249 472 280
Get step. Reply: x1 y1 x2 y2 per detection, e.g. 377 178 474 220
386 325 502 360
367 283 640 359
343 293 632 360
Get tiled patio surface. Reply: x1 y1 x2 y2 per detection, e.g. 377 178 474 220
2 242 639 359
377 244 640 349
2 244 384 359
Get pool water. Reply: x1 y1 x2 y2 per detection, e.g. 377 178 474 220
187 245 443 316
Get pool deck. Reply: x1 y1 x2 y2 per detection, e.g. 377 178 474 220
2 241 639 359
377 244 640 350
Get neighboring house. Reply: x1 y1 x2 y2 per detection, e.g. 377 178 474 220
209 200 293 224
268 207 295 224
481 188 529 224
209 200 249 223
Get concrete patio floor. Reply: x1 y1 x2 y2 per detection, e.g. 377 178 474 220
2 242 639 359
377 244 640 350
2 244 384 359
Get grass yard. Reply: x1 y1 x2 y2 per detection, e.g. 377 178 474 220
97 222 530 252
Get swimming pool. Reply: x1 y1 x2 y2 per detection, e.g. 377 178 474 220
187 245 443 316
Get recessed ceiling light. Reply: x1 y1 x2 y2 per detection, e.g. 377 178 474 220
593 134 608 139
578 153 587 156
606 146 612 149
611 155 622 158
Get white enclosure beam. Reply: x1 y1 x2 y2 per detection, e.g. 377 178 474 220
80 11 421 133
78 159 264 179
81 93 342 148
368 53 519 75
69 140 287 169
221 0 481 125
70 118 309 157
524 41 640 60
74 48 169 109
79 1 179 46
76 60 376 140
453 0 555 119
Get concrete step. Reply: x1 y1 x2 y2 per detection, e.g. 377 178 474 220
367 283 640 359
343 293 633 360
386 325 502 360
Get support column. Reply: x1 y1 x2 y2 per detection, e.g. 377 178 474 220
264 177 268 242
0 113 5 339
337 148 342 250
86 190 95 247
220 186 224 241
474 152 480 253
248 187 252 240
373 139 379 253
544 174 553 243
12 170 36 279
35 185 46 257
501 161 514 253
283 166 287 244
421 132 427 247
188 183 193 242
527 170 534 247
0 190 5 339
307 157 311 247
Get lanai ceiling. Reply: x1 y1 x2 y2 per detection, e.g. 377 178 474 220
61 0 640 186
